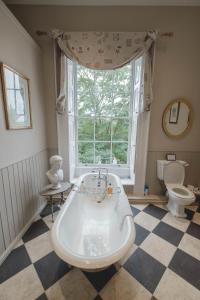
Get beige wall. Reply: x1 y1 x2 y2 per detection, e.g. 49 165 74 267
0 1 49 259
0 1 47 169
8 5 200 192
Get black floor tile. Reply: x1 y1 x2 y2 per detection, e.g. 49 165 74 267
36 293 48 300
169 249 200 290
0 245 31 283
34 251 70 290
153 221 184 246
124 248 166 293
134 223 150 246
131 206 140 217
187 222 200 240
143 204 167 220
40 204 60 218
185 208 195 221
83 265 116 292
22 219 49 243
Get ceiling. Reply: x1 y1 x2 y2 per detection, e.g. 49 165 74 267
3 0 200 6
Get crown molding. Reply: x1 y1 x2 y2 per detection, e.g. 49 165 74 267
3 0 200 6
0 0 40 50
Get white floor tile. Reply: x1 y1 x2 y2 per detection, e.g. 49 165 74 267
46 268 97 300
154 268 200 300
162 212 190 232
140 233 176 266
100 268 152 300
25 231 53 263
134 211 160 231
178 233 200 261
0 265 44 300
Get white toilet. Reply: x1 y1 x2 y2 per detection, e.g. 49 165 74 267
157 160 195 218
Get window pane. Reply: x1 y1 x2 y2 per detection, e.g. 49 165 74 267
78 118 94 140
78 142 94 164
95 142 111 164
95 71 113 117
112 64 131 117
112 119 129 141
77 66 95 116
112 97 130 117
95 118 111 141
112 143 128 164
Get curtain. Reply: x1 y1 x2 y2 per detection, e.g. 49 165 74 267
54 43 67 114
53 30 157 114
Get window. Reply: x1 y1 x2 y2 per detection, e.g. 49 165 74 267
75 63 133 166
66 57 143 180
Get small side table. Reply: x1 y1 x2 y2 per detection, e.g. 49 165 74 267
40 182 71 222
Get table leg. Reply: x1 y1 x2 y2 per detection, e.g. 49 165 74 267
50 195 54 223
61 192 64 205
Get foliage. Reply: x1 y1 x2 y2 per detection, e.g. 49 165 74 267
77 64 131 165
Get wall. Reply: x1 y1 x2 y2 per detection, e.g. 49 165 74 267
0 1 48 260
8 5 200 193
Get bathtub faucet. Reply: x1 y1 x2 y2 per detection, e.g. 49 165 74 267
95 168 108 198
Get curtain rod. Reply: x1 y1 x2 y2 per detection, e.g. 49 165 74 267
35 30 173 37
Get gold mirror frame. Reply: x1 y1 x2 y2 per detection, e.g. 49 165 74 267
0 63 32 130
162 98 193 139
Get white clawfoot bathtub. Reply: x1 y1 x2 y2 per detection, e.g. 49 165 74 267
51 172 135 270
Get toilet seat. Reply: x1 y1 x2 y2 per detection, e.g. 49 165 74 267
166 183 195 200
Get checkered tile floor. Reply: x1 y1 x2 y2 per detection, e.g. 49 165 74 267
0 203 200 300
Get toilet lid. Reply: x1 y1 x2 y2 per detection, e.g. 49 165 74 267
163 162 185 185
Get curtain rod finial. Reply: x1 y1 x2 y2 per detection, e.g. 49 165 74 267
36 30 48 36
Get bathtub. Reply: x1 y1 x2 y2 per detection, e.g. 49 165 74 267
51 172 135 270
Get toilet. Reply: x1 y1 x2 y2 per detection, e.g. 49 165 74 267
157 160 195 218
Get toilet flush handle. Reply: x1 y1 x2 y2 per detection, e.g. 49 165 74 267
179 160 189 167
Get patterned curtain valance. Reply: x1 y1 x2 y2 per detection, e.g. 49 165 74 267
52 30 157 70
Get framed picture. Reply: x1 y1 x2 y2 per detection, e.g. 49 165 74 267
166 153 176 161
0 63 32 130
169 101 180 124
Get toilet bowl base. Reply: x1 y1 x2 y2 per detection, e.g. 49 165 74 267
167 200 187 218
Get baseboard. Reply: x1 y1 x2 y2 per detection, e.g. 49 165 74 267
128 194 167 204
0 201 47 266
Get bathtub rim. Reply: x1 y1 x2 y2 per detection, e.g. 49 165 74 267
51 173 136 270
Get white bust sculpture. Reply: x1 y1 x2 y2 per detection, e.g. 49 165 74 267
46 155 64 189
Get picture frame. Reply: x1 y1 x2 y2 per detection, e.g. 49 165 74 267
0 63 32 130
169 101 180 124
166 153 176 161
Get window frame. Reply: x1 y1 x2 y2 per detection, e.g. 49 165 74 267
74 63 135 172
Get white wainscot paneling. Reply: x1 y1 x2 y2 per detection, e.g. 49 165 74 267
0 149 49 260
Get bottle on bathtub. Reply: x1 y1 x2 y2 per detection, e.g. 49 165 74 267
107 183 113 196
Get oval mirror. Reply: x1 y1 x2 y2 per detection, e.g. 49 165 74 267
162 99 193 138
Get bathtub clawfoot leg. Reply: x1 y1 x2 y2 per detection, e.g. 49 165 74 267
68 264 73 269
114 262 122 271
